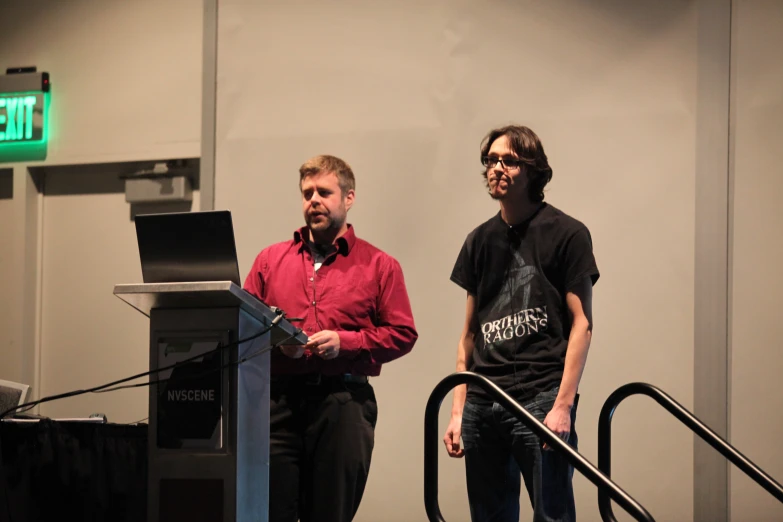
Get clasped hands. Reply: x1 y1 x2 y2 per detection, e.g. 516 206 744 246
279 330 340 360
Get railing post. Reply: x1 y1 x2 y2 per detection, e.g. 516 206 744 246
424 379 446 522
597 386 636 522
597 382 783 521
425 372 654 522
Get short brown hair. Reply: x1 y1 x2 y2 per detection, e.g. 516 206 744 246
480 125 553 202
299 155 356 195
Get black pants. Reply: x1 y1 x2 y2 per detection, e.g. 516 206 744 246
268 377 377 522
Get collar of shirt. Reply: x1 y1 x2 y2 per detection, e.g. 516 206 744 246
293 224 355 257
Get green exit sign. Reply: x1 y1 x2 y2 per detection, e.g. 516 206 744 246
0 92 46 144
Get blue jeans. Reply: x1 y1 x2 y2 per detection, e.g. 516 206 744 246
461 387 578 522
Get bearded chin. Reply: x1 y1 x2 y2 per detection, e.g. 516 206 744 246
308 217 328 230
487 183 508 200
308 215 343 231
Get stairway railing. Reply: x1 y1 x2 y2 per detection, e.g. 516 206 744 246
424 372 654 522
597 382 783 522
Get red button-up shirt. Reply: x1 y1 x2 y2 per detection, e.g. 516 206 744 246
243 225 418 377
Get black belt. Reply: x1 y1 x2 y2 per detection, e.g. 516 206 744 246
272 374 369 386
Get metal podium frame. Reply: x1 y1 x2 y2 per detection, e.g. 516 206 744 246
114 281 307 522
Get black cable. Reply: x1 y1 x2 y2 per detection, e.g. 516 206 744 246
0 312 286 420
120 416 149 425
7 404 36 417
94 329 301 394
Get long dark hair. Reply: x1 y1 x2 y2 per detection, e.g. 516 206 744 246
480 125 553 202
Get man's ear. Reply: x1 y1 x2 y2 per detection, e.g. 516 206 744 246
343 189 355 211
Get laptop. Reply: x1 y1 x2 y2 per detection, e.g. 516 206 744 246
0 379 30 418
131 210 307 345
135 210 241 285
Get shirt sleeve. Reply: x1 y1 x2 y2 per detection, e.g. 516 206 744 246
450 235 478 294
563 227 600 292
337 257 418 364
242 250 266 300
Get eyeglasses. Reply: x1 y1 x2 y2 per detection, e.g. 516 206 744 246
481 155 524 170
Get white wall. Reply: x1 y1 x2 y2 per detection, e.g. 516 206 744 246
0 0 203 165
35 164 201 422
730 1 783 520
215 1 697 520
0 0 203 417
0 169 18 382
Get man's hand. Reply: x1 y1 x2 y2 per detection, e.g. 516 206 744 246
542 403 572 450
279 345 305 359
305 330 340 360
443 415 464 458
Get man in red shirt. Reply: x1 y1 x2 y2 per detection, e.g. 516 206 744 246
243 154 418 522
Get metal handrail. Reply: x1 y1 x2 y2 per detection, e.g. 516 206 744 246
598 382 783 522
424 372 655 522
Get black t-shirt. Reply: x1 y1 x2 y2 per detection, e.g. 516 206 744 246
450 203 599 403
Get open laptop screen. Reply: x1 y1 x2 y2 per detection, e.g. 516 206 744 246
0 380 30 415
135 210 241 285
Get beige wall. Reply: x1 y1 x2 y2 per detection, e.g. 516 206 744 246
35 165 200 422
0 1 781 520
215 1 696 520
0 169 18 382
730 1 783 520
0 0 203 415
0 0 202 165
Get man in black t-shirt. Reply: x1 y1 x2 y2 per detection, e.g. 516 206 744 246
444 125 599 522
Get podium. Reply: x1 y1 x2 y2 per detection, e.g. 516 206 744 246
114 281 307 522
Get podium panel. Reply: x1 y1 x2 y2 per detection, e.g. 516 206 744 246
148 307 269 522
114 281 306 522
